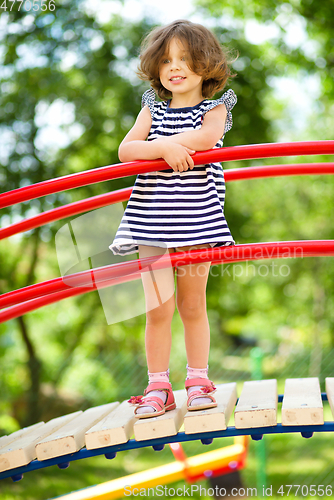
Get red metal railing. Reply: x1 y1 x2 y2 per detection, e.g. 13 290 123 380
1 162 334 241
1 241 334 324
1 141 333 209
1 141 334 324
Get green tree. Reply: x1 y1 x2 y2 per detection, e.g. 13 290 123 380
196 0 334 139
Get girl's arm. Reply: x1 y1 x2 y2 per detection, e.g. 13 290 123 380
163 104 227 150
118 106 195 172
118 106 154 162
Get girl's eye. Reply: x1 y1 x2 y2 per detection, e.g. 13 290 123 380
162 59 170 64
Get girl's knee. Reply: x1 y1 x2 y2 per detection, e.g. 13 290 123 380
177 294 206 320
146 296 175 324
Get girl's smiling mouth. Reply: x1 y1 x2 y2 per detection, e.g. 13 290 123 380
170 76 186 82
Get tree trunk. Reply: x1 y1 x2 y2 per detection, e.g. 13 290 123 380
17 316 42 426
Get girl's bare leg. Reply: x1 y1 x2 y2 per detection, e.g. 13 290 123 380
175 245 211 369
138 244 175 373
176 244 212 407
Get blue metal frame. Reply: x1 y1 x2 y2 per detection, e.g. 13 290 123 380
1 393 333 482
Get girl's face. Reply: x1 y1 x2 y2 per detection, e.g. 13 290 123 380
159 38 203 102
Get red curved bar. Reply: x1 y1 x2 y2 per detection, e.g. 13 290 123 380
1 142 333 209
1 241 334 322
0 188 132 240
0 276 137 325
226 162 334 181
1 163 333 241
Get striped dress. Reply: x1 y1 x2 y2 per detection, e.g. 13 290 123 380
109 88 237 256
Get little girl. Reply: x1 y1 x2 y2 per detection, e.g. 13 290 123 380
109 19 237 418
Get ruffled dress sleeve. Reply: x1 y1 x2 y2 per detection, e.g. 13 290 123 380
141 88 157 118
201 89 237 136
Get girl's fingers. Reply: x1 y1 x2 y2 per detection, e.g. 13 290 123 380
170 156 195 172
178 158 193 172
185 147 195 155
165 145 196 171
185 155 194 170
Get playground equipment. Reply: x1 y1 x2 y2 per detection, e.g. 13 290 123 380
0 380 334 484
1 141 334 489
51 437 248 499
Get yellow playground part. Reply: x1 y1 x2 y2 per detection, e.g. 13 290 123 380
54 436 248 500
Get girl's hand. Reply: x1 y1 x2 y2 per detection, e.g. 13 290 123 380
158 140 195 172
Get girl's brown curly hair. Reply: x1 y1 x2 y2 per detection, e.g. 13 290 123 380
137 20 235 100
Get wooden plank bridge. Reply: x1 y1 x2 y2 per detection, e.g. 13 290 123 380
1 377 334 482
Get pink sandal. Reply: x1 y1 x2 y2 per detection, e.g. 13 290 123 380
128 381 176 419
185 378 217 411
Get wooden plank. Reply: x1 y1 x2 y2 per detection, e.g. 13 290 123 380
282 378 323 425
0 412 81 473
235 379 277 429
325 377 334 419
35 403 119 461
184 383 237 435
133 390 187 442
0 422 45 451
0 436 8 450
85 400 136 450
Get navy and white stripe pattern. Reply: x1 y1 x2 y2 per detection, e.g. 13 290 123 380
110 88 237 256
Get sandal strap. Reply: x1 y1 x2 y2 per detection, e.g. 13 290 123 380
129 382 175 414
187 390 216 406
185 378 216 391
138 396 165 410
134 397 165 416
144 381 173 395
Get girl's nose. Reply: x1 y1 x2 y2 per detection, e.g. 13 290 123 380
170 59 181 70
